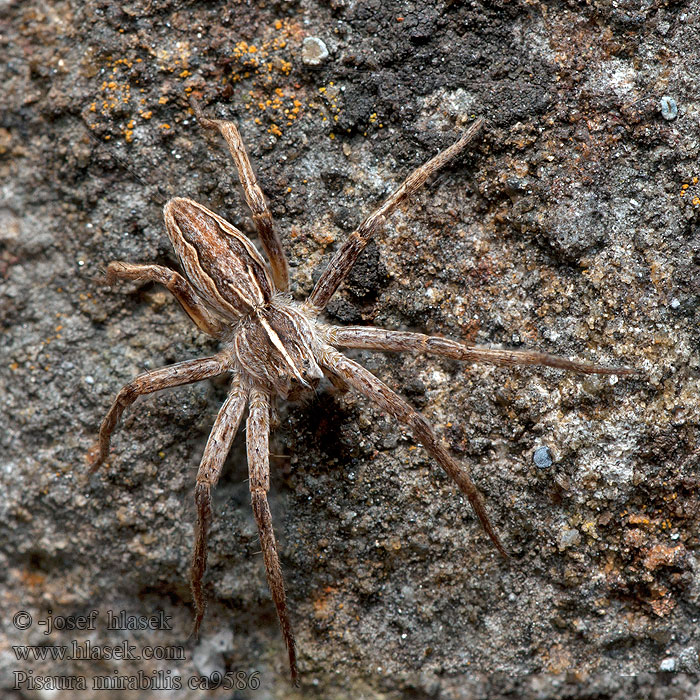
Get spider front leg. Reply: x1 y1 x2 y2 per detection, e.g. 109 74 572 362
326 326 639 376
86 356 228 472
307 118 484 311
189 97 289 292
105 262 224 337
191 379 248 636
247 387 298 683
321 348 508 558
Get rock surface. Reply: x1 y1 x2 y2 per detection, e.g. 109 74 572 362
1 1 698 698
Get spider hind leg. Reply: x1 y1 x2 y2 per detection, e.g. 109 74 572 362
87 356 228 473
247 388 298 683
326 326 639 376
189 96 289 292
190 383 247 636
321 348 508 558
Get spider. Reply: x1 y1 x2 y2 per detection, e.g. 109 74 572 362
87 97 637 682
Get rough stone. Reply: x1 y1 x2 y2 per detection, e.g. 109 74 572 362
2 1 698 698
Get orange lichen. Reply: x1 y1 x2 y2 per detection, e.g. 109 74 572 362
642 543 684 571
679 177 700 205
87 19 381 146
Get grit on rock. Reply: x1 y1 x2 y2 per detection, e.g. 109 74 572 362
1 1 698 698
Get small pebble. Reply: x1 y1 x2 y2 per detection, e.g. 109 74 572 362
659 657 676 672
84 375 94 385
660 95 678 120
558 528 581 549
533 446 553 469
192 630 234 678
302 37 329 67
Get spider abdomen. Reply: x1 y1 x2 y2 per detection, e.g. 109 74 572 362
164 197 275 318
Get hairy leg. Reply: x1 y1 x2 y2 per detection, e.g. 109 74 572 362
307 118 484 311
189 97 289 292
321 347 508 558
191 379 248 636
325 326 639 376
87 356 229 472
247 388 298 683
105 261 224 337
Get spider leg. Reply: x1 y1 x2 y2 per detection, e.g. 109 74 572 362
189 97 289 292
191 378 248 636
325 326 639 376
307 118 484 312
247 387 298 683
105 261 224 337
86 356 228 472
321 347 508 558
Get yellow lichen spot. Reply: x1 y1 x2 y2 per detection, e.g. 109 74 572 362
249 45 257 53
319 87 326 93
681 183 689 189
140 111 152 119
275 19 282 29
329 133 335 139
160 123 171 130
269 123 282 137
104 134 111 140
125 130 133 143
693 197 700 206
158 96 168 104
10 362 19 371
628 514 650 526
693 176 699 184
89 102 96 112
179 69 190 78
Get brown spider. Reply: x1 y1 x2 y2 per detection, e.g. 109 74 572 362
87 97 637 682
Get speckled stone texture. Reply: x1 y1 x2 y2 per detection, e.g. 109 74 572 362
1 0 699 698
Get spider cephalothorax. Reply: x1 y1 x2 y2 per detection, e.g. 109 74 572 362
88 97 637 683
